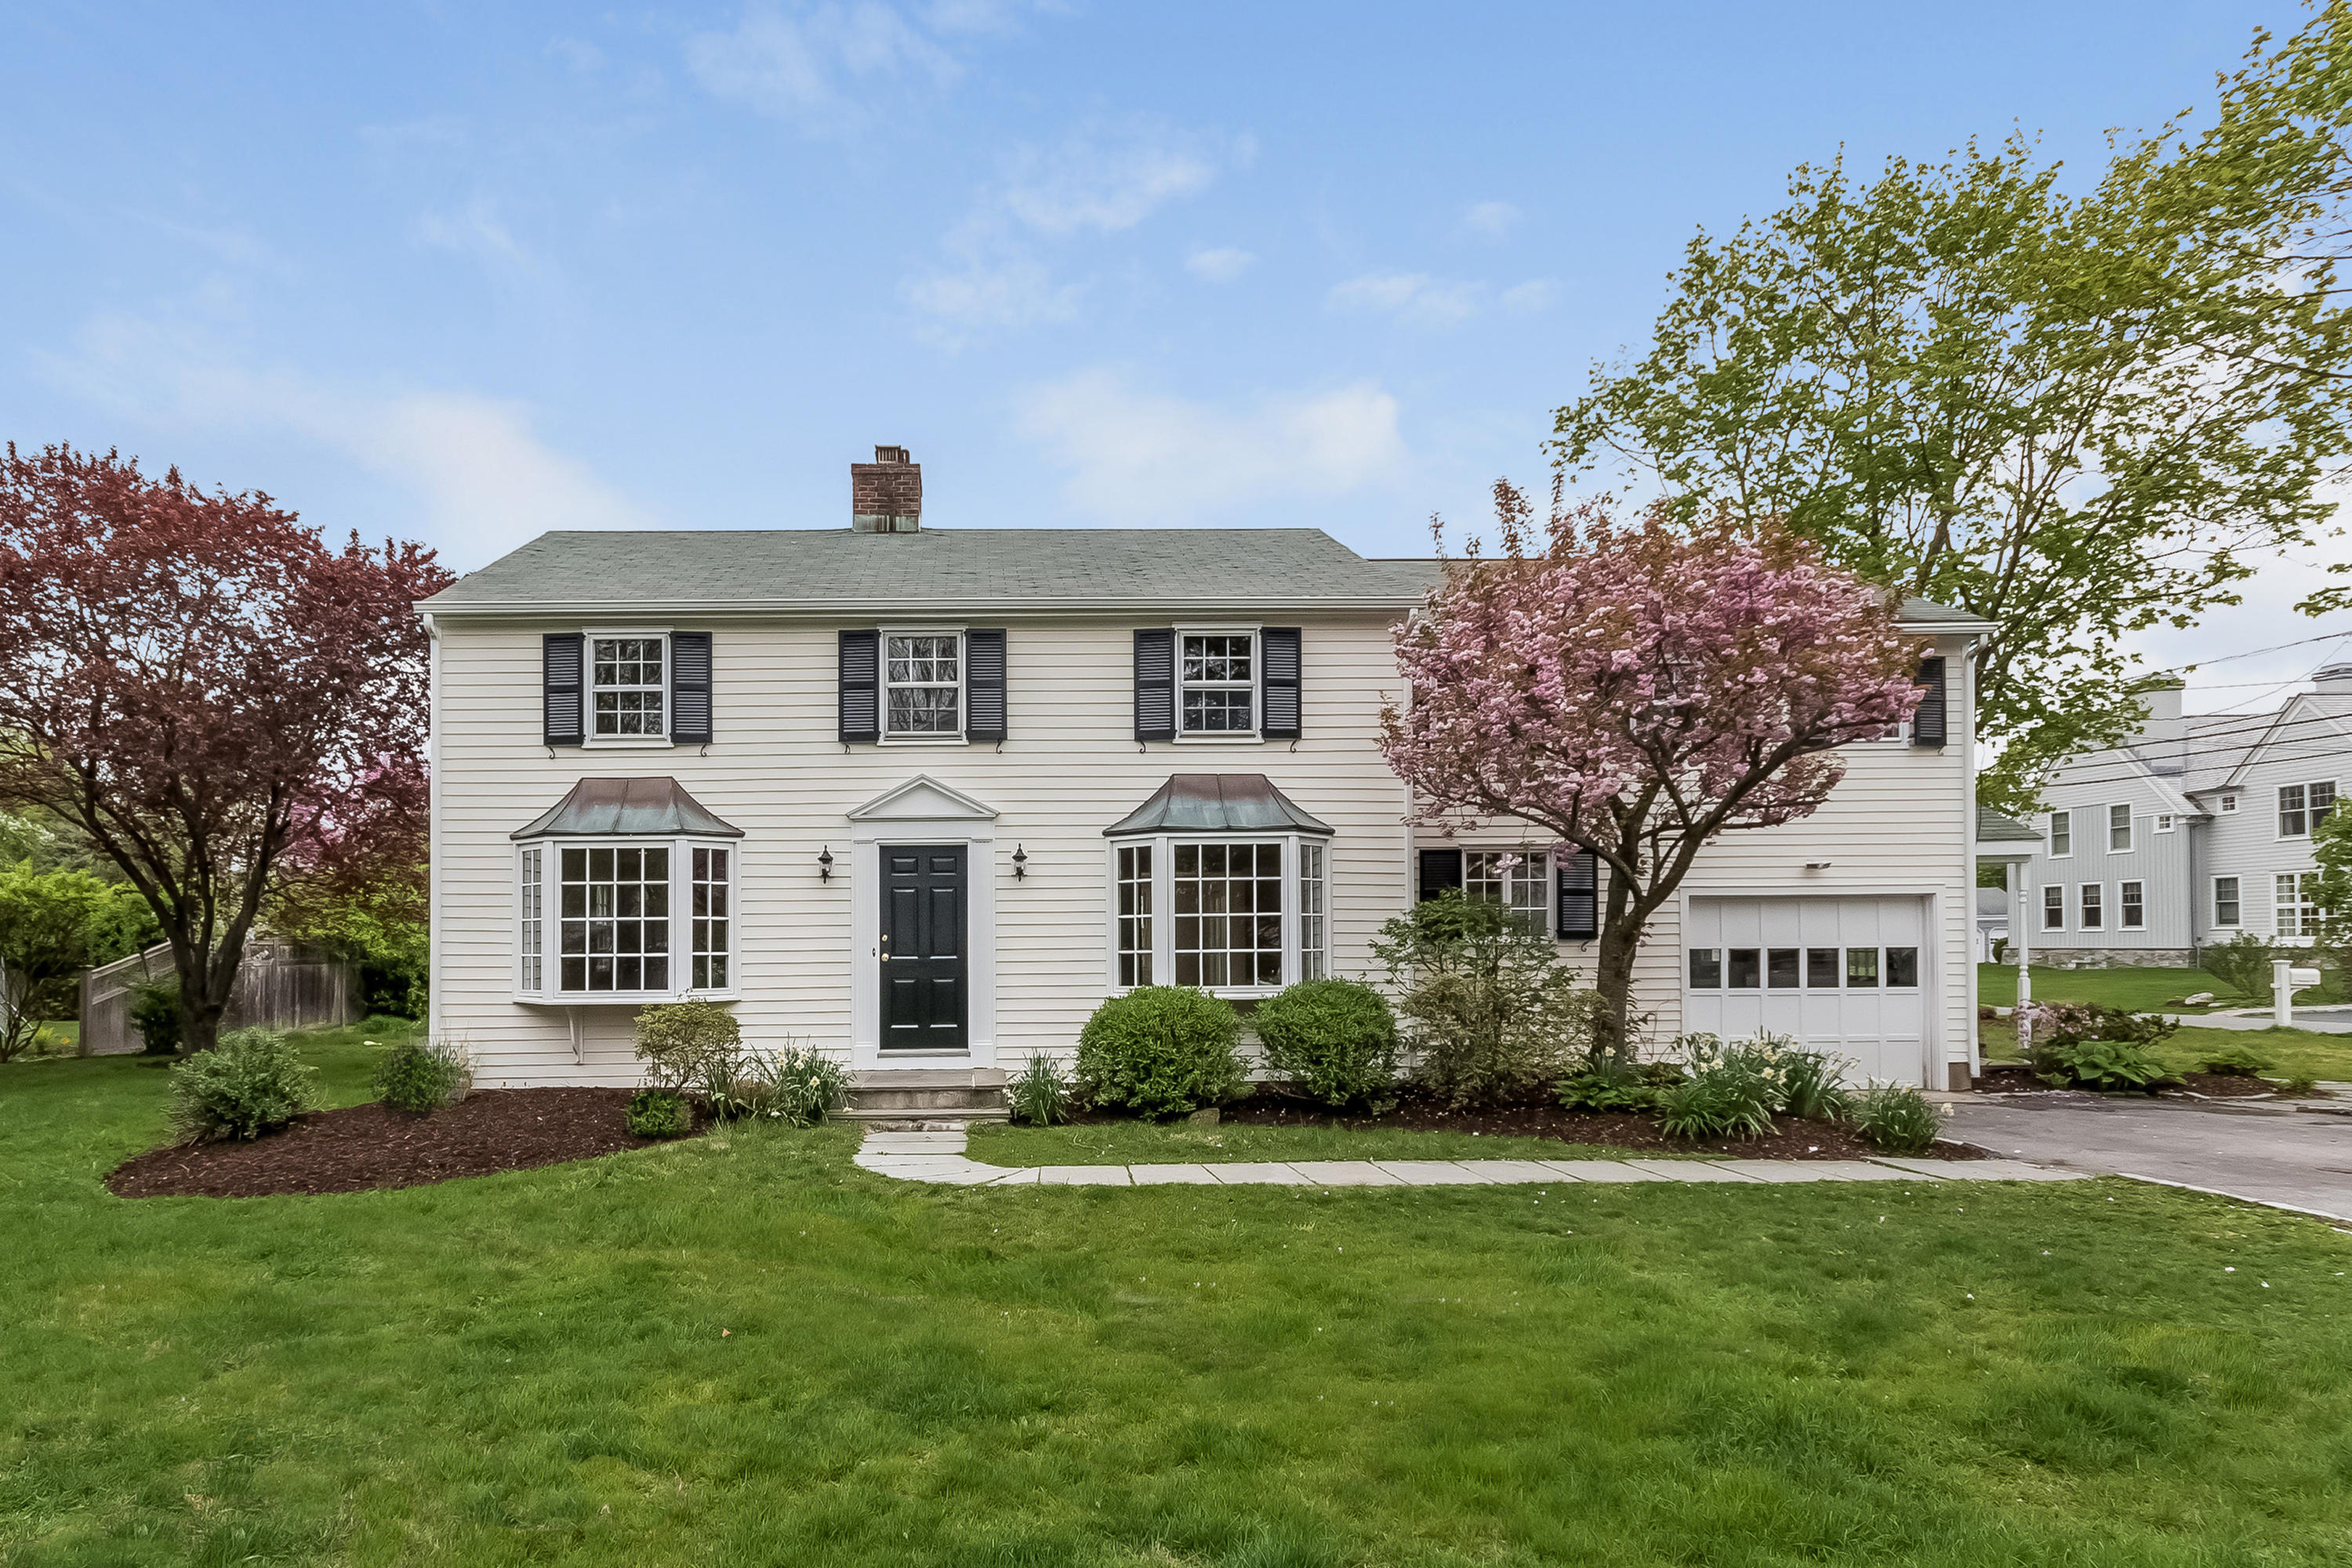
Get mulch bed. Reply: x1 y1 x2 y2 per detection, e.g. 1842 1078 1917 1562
1973 1064 2288 1099
1066 1091 1981 1161
107 1088 701 1200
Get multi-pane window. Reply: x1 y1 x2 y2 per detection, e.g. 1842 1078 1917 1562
1116 845 1154 987
2120 880 2144 929
2043 886 2064 930
885 633 962 736
1298 842 1327 981
560 846 670 993
1179 633 1255 733
2079 884 2103 930
1464 849 1546 921
518 847 543 989
691 847 731 990
2276 871 2325 938
1682 946 1918 989
1172 843 1283 987
2155 814 2176 833
2049 810 2071 856
590 637 666 738
2214 876 2241 927
2108 804 2132 852
2279 780 2336 837
2220 794 2239 813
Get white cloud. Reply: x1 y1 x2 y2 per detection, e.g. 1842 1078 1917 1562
684 2 959 134
1462 200 1522 239
1500 278 1556 313
904 236 1079 332
1000 121 1224 236
1327 271 1482 327
40 314 645 565
1185 245 1255 283
1017 368 1407 524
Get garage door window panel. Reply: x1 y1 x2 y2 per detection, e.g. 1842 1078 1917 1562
1806 948 1840 988
1689 948 1721 988
1727 949 1761 989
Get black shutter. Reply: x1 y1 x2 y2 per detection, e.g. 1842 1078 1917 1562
966 629 1007 742
1261 626 1301 739
543 633 584 746
670 632 712 745
1911 656 1947 748
1417 848 1462 902
1556 850 1599 940
839 630 880 743
1134 629 1175 742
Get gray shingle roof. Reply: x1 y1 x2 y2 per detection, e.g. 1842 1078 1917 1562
423 528 1429 615
1976 807 2042 843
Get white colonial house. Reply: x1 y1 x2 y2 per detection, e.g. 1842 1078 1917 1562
420 448 1998 1102
2018 670 2352 966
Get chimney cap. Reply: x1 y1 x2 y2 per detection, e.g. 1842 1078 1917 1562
873 445 909 464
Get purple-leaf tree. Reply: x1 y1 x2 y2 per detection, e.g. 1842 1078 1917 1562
1381 482 1925 1064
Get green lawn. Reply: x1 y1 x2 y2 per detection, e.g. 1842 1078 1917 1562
1976 963 2260 1013
7 1033 2352 1565
1980 1017 2352 1085
971 1119 1699 1167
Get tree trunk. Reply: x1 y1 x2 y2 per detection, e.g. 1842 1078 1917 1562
1592 920 1643 1071
172 939 240 1054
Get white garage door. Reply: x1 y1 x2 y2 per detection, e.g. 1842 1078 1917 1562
1682 896 1930 1085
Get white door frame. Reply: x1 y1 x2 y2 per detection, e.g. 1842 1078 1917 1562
847 775 999 1073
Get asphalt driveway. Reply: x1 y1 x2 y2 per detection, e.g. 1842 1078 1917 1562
1944 1094 2352 1222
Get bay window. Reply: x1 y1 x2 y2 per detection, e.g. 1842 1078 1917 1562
1105 833 1330 995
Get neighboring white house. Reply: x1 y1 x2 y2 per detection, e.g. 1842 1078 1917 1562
2019 670 2352 966
419 447 1996 1095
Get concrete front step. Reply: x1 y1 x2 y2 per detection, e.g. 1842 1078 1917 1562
833 1067 1010 1126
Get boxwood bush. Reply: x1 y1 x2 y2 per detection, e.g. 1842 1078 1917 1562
166 1028 319 1142
372 1038 471 1113
626 1088 691 1138
1253 978 1399 1109
1075 986 1243 1120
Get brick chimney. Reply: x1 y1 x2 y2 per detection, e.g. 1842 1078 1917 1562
851 445 922 532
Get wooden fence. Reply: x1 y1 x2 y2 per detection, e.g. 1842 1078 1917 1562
79 938 359 1056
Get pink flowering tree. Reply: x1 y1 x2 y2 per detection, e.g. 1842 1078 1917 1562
1382 483 1925 1065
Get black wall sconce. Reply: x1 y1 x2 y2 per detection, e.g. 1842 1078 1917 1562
818 846 834 883
1011 844 1028 880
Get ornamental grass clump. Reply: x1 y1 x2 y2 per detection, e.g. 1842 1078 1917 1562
2197 1042 2274 1077
1650 1033 1779 1140
1850 1082 1942 1153
1009 1052 1073 1127
166 1027 320 1142
695 1040 844 1125
1075 986 1244 1120
1252 978 1400 1110
372 1037 471 1113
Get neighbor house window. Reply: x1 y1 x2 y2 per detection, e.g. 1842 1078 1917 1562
1116 844 1154 987
2049 810 2071 857
2080 884 2103 930
561 846 670 993
885 633 962 737
2276 871 2325 938
2120 880 2144 929
2108 804 2132 852
518 847 543 990
2043 886 2064 930
2154 813 2176 833
590 636 666 739
1464 849 1547 921
1178 633 1256 734
2214 876 2241 928
2279 781 2336 837
1298 843 1327 981
691 848 731 990
2220 794 2238 812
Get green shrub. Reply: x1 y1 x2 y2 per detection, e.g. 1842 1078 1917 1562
165 1028 319 1142
1371 891 1598 1108
2196 1042 2274 1077
1075 986 1244 1120
372 1038 470 1112
1850 1083 1941 1153
1252 978 1399 1109
2022 1000 2179 1049
761 1045 849 1127
633 1000 740 1091
1775 1045 1853 1120
2201 931 2275 998
1010 1052 1073 1127
129 979 181 1056
2027 1035 2170 1091
1559 1060 1682 1112
626 1088 691 1138
1654 1072 1775 1140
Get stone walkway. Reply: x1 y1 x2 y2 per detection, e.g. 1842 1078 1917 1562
852 1130 2089 1188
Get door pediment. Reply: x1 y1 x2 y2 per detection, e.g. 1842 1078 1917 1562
848 775 1000 823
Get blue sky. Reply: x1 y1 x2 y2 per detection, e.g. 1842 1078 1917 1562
2 1 2335 702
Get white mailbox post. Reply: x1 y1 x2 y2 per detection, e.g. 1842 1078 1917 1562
2273 960 2324 1027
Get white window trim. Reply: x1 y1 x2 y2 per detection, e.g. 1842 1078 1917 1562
2220 794 2239 813
879 625 968 746
2275 779 2338 841
1172 624 1264 744
2274 869 2325 942
2047 808 2073 859
2119 880 2145 929
582 626 675 749
2042 884 2066 931
2078 882 2104 931
2154 813 2176 833
1462 844 1552 924
512 834 742 1004
2212 875 2241 929
2107 804 2133 855
1102 833 1318 998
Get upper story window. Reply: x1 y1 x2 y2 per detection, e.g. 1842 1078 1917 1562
1465 848 1548 920
2108 804 2132 852
886 633 963 739
2278 780 2336 837
592 636 666 739
2049 809 2071 857
1180 633 1257 735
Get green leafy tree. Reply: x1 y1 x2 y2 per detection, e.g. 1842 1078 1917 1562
0 866 150 1060
1552 12 2352 810
2308 797 2352 989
